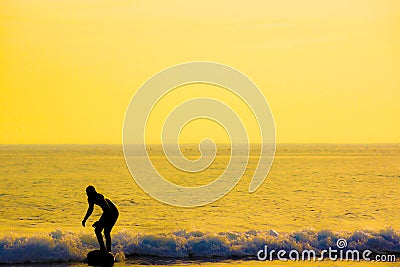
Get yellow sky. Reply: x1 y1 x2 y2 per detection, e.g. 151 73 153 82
1 0 399 144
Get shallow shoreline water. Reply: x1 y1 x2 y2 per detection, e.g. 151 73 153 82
1 259 400 267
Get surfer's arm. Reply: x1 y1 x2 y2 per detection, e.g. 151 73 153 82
82 201 94 227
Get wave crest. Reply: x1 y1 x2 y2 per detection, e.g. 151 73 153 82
1 228 399 263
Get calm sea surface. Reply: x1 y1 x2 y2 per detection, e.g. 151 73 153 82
1 144 399 233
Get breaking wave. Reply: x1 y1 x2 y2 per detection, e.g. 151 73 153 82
1 228 399 263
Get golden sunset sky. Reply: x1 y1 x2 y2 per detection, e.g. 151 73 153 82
1 1 399 144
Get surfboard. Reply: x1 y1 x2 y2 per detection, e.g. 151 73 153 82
87 250 114 266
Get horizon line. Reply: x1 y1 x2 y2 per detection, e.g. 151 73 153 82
0 142 399 145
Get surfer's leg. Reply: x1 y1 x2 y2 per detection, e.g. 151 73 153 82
94 223 105 251
104 213 118 252
104 228 111 252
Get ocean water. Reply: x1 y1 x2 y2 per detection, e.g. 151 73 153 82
0 144 399 264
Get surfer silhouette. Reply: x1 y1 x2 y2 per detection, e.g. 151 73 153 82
82 185 119 252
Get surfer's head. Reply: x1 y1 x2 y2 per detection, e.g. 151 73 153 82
86 185 97 197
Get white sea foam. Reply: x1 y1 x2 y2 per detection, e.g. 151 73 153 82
0 228 399 263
